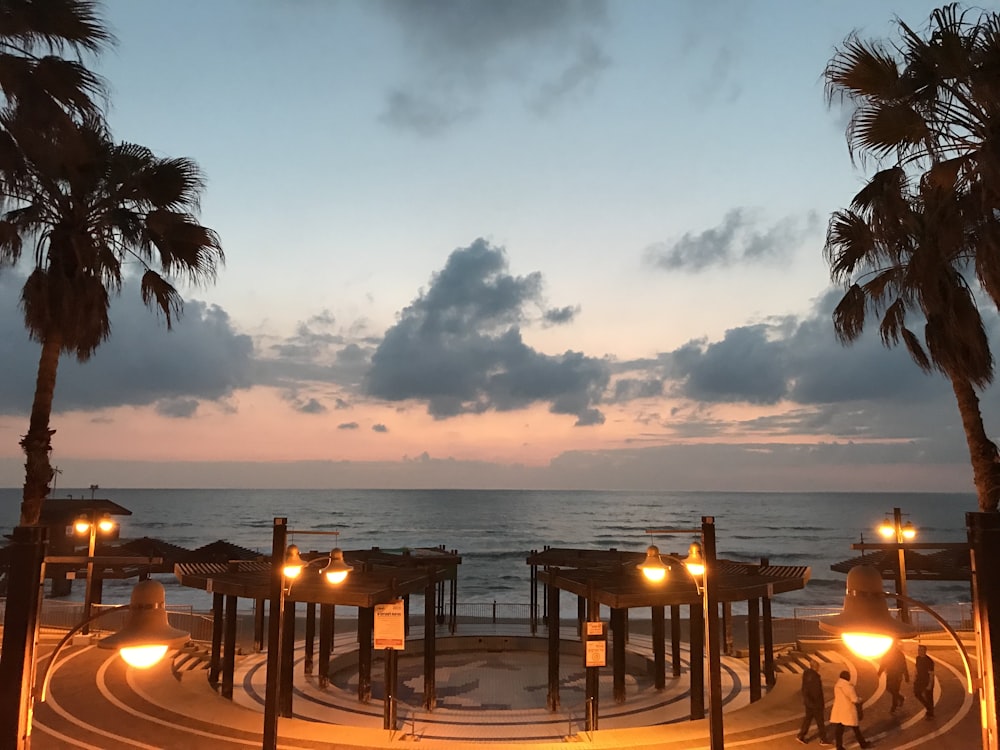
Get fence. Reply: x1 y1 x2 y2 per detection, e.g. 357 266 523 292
792 602 974 640
0 598 199 639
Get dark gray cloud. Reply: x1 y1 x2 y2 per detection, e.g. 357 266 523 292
296 398 326 415
0 271 254 416
619 284 1000 446
337 422 360 430
155 398 199 419
365 238 608 425
644 209 820 272
543 305 578 326
372 423 388 433
376 0 609 135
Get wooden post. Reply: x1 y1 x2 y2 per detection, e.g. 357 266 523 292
612 607 626 703
358 607 373 703
253 598 265 653
652 605 665 689
748 597 761 702
318 603 332 688
670 604 682 677
547 583 560 711
279 600 295 716
424 582 436 710
760 557 775 687
209 592 223 686
304 602 315 674
222 594 238 700
689 601 705 720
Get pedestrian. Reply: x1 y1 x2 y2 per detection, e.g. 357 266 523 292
914 645 935 719
878 642 909 713
830 669 870 749
797 659 832 745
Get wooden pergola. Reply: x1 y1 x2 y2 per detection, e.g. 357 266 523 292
526 547 810 718
174 546 461 712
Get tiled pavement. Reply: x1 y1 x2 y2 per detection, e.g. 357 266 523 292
29 626 983 749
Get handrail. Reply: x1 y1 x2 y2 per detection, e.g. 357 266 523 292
36 605 129 703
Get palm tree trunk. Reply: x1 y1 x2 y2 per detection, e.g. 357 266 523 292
949 374 1000 512
19 334 62 526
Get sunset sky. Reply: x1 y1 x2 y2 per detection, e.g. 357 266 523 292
0 0 992 492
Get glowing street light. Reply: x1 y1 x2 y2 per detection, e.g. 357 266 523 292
37 579 189 702
263 520 353 750
73 510 119 635
639 519 723 750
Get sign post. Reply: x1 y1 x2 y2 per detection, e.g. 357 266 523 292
375 600 405 729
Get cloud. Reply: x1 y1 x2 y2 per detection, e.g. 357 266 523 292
0 272 254 416
376 0 610 135
296 398 326 415
543 305 578 326
644 209 820 272
365 238 609 425
155 398 199 419
372 423 388 433
337 422 360 430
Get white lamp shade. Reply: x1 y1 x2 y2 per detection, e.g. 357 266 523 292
98 579 189 666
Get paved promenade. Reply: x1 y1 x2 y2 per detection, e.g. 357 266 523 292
28 625 983 749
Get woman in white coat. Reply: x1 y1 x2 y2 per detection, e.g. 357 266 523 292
830 670 870 749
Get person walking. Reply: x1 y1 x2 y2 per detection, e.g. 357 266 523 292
914 645 935 719
797 659 832 744
878 643 909 713
830 670 870 749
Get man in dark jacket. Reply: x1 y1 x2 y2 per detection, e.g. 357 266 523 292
878 642 909 713
798 659 832 745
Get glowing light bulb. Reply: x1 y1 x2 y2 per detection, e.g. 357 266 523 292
119 644 169 668
842 632 893 659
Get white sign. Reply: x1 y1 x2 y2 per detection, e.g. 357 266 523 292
374 599 406 650
586 621 604 636
585 640 606 667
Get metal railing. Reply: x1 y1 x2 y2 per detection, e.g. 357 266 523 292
0 598 196 638
792 603 974 639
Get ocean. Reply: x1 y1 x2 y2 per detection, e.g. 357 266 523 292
0 488 979 619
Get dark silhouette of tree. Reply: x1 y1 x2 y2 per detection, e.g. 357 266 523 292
0 111 223 525
825 3 1000 511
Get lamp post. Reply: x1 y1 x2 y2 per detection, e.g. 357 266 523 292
36 579 189 702
639 516 723 750
822 564 984 746
262 518 352 750
73 511 117 635
877 507 916 624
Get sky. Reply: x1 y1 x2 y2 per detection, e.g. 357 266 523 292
0 0 992 492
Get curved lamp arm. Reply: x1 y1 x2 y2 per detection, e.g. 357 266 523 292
36 604 128 703
890 592 977 694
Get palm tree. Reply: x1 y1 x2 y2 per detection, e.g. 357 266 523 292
0 0 111 122
0 110 223 525
826 164 1000 510
825 4 1000 512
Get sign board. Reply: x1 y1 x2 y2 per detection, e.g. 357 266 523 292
584 620 606 667
586 640 606 667
374 599 406 650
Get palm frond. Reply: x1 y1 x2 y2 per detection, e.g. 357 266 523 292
139 269 182 329
831 284 868 343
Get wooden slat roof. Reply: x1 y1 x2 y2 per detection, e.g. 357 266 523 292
527 547 809 608
174 547 460 607
830 548 971 582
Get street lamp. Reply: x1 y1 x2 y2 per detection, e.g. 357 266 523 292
73 511 118 635
822 564 983 744
876 507 915 623
36 579 189 701
263 519 352 750
639 517 723 750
